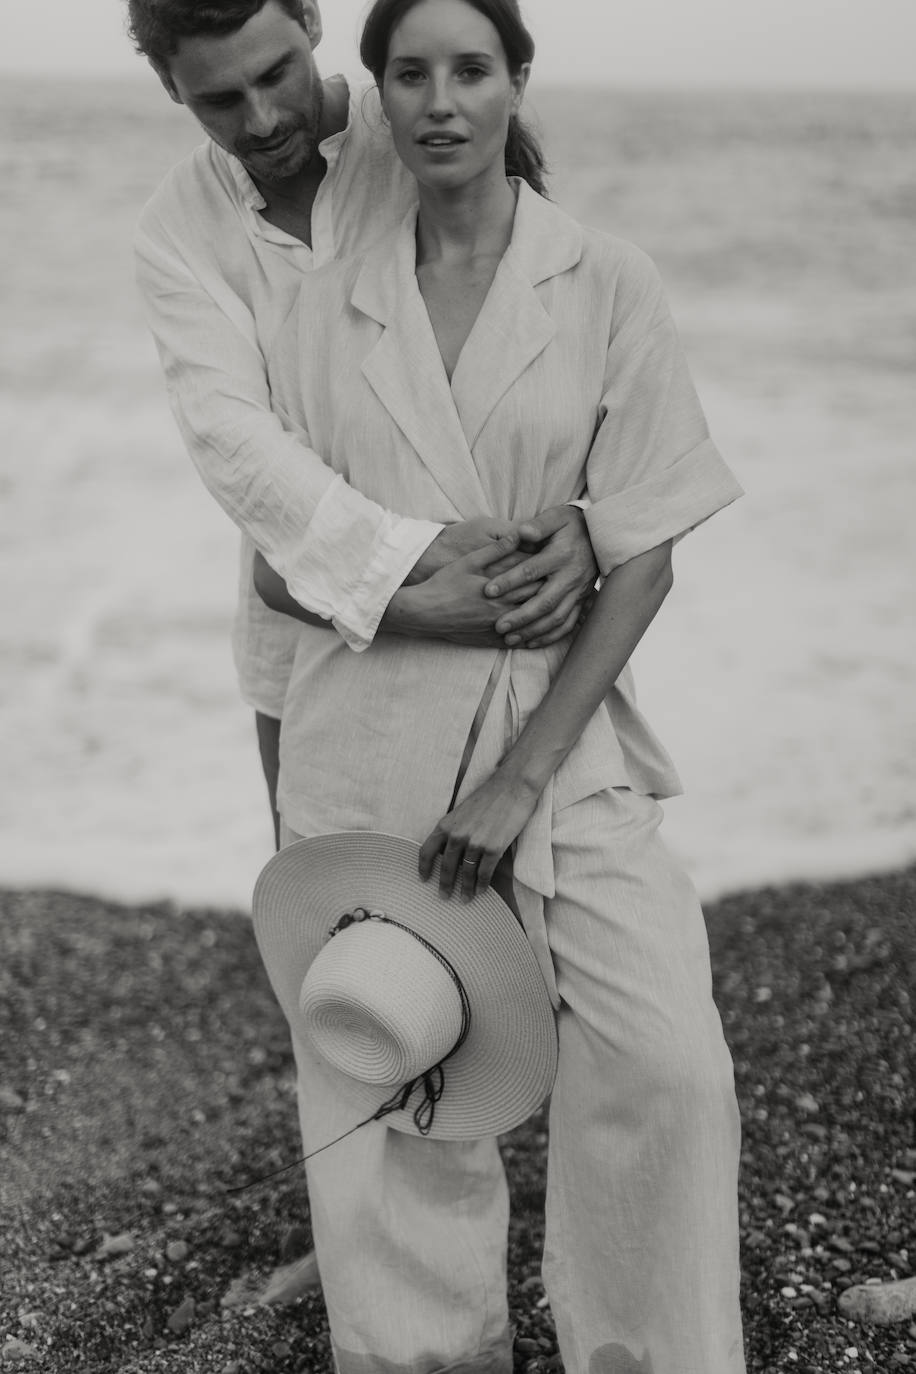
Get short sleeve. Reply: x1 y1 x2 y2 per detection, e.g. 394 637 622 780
584 248 743 574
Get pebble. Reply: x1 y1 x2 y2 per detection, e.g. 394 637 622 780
795 1092 819 1113
166 1240 190 1263
94 1232 135 1260
838 1276 916 1326
830 1236 856 1253
167 1296 196 1335
892 1169 916 1187
0 1340 40 1363
516 1338 540 1356
0 1088 25 1113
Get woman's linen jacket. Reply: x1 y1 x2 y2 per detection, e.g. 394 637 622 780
266 181 743 902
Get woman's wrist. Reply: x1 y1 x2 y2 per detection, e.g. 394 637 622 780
493 750 557 805
380 584 428 638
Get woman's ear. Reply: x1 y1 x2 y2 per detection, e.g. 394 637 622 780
509 62 531 114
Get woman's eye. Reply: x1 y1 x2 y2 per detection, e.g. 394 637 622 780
459 66 487 80
395 68 425 83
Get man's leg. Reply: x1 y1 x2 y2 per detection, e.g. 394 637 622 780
255 711 281 851
251 716 322 1301
541 788 745 1374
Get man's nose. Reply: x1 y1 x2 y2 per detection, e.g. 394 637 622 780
244 90 279 139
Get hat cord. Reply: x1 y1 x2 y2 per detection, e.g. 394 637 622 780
226 908 472 1194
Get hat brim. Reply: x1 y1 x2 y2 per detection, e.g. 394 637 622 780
252 832 558 1140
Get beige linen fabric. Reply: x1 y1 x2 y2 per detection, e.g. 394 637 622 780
135 82 439 705
279 789 745 1374
266 182 743 863
265 180 746 1372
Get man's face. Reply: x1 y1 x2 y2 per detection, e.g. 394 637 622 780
165 1 325 186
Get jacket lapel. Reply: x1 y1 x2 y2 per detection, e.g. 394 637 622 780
450 183 584 449
354 212 493 519
350 186 584 513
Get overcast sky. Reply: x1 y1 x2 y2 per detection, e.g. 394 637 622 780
4 0 915 88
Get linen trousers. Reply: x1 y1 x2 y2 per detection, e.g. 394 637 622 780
279 787 745 1374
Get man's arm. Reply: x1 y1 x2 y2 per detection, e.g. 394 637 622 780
135 207 438 651
136 207 597 649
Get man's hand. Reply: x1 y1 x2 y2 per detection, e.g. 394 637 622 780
404 517 526 584
384 538 527 646
482 506 598 648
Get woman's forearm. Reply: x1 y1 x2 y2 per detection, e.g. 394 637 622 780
496 540 674 796
418 539 674 897
253 550 329 627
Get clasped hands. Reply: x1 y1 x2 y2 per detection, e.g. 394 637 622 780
392 504 598 649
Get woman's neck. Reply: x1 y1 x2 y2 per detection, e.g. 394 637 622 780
415 173 518 269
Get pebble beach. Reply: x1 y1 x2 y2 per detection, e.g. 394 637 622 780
2 866 915 1371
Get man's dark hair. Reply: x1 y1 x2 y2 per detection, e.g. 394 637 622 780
126 0 308 78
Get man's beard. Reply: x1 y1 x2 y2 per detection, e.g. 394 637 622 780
236 82 325 183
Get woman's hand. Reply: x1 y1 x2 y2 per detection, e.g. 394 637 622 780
418 771 542 902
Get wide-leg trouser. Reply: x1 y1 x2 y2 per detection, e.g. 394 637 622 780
280 788 745 1374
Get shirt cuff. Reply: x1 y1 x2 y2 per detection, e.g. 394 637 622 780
283 476 443 651
586 438 744 573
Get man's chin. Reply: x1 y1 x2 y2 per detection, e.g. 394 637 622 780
243 139 318 185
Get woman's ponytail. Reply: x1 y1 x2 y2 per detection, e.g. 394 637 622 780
505 113 548 197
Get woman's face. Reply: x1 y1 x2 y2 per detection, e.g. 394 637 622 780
381 0 529 194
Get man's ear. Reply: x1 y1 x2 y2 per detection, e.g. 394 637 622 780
151 58 183 104
301 0 323 48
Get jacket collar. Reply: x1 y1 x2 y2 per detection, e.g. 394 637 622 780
350 182 583 517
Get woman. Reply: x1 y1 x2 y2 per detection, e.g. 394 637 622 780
258 0 746 1369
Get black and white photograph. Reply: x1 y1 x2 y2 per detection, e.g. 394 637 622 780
2 2 914 1371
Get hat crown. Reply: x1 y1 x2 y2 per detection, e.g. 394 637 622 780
298 917 464 1087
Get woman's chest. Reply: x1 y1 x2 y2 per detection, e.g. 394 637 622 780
416 256 502 381
297 276 611 515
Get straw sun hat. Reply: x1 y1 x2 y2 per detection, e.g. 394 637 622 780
252 832 558 1142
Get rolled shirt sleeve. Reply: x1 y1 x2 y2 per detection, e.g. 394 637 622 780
134 209 441 650
585 248 743 574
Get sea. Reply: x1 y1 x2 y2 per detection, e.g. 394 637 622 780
1 77 914 912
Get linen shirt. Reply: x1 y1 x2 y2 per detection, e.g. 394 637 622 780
134 81 437 715
267 182 744 898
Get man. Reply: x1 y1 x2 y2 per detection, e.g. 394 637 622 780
128 0 598 1299
128 0 598 845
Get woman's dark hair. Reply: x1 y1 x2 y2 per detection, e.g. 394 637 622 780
126 0 307 79
359 0 548 196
